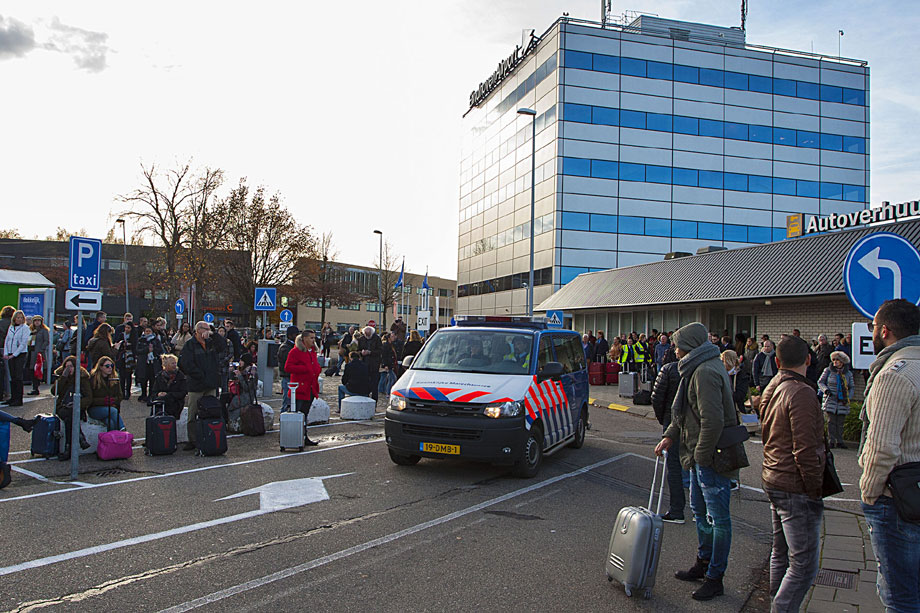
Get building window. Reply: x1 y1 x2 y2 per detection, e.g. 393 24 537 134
339 303 360 311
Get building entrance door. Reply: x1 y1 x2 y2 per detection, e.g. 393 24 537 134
732 315 755 340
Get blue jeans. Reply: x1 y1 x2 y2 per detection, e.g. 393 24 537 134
690 464 733 578
767 489 823 613
378 370 396 396
87 405 125 431
281 377 291 412
862 496 920 612
338 385 350 411
0 409 16 424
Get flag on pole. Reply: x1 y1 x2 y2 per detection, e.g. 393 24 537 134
394 258 404 289
422 268 429 290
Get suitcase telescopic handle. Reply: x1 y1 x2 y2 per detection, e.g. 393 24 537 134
647 454 668 514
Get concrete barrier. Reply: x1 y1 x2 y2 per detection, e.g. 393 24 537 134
340 396 375 420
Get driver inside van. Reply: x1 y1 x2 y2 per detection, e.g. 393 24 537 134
504 337 531 369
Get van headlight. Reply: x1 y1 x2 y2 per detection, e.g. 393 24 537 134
484 401 523 419
389 396 407 411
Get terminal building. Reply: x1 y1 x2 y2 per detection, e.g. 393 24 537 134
457 13 869 316
534 214 920 350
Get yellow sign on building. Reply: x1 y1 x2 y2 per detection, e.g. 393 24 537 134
786 213 804 238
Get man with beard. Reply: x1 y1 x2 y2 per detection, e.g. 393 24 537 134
858 299 920 612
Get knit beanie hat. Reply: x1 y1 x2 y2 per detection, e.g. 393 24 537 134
830 350 850 365
672 322 709 352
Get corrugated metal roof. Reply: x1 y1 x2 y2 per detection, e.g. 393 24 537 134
537 219 920 312
0 269 54 287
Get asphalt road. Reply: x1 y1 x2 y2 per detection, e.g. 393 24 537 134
2 379 870 612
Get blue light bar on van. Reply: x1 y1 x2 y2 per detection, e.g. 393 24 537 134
454 315 548 329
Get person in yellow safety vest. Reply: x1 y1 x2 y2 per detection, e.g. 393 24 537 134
504 336 531 370
619 338 637 372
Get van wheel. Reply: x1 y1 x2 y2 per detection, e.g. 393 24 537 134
513 426 543 478
388 448 421 466
569 411 587 449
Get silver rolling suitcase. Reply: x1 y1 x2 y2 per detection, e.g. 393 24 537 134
280 382 305 452
618 372 639 398
605 455 666 599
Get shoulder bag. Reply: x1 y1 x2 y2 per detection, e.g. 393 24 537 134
887 462 920 522
821 434 844 498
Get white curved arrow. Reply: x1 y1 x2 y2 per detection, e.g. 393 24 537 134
858 246 902 299
0 474 352 577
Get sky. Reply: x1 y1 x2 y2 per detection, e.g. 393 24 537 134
1 1 918 281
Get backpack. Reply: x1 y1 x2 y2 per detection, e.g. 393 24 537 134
197 395 225 420
633 390 652 405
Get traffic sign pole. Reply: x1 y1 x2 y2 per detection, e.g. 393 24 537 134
71 320 82 480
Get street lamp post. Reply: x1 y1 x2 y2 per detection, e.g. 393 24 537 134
373 229 383 329
115 218 129 315
517 107 537 316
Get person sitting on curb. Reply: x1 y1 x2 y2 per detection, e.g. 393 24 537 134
87 357 126 431
339 351 371 412
51 355 93 460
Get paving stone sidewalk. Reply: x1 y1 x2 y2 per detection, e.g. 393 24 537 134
586 383 884 613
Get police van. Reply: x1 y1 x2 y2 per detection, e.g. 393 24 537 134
384 316 590 477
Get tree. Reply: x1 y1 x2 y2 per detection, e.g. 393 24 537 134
117 162 202 305
178 168 227 294
0 229 22 239
371 240 401 331
219 179 318 326
293 232 361 326
46 227 89 241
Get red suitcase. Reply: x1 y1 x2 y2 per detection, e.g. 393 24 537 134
589 362 604 375
589 372 605 386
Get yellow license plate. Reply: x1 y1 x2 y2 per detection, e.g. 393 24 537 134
420 442 460 455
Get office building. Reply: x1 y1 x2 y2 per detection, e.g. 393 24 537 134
457 14 869 315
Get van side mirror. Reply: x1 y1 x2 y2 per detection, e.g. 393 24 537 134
402 355 414 368
538 361 564 382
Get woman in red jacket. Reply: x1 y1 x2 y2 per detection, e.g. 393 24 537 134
284 330 321 445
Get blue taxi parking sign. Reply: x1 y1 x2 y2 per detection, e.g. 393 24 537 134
843 232 920 318
68 237 102 291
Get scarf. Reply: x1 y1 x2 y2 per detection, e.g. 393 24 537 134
760 350 776 379
859 334 920 450
670 341 721 423
835 368 849 404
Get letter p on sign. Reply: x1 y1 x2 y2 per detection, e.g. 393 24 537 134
78 243 94 266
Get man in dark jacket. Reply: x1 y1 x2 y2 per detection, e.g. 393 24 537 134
179 321 220 450
83 311 107 350
224 319 243 362
594 331 609 363
0 306 13 402
338 351 371 411
759 336 824 612
651 360 686 523
357 326 383 401
277 325 299 412
656 322 741 601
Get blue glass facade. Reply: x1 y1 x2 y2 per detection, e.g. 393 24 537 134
458 17 869 316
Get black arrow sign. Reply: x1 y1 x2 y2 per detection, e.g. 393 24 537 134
66 291 101 310
69 296 96 306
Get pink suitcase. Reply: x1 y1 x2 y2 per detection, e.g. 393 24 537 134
97 430 134 460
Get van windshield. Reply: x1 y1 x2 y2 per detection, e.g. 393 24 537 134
412 329 534 375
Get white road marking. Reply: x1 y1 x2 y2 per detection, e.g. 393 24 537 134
0 438 383 504
10 465 92 487
158 453 632 613
0 475 351 577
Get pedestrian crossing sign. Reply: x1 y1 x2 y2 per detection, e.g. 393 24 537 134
546 310 564 328
254 287 277 311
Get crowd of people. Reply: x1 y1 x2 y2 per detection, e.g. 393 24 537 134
626 299 920 612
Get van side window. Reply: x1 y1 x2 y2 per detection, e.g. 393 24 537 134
552 335 577 373
567 335 587 371
537 335 554 371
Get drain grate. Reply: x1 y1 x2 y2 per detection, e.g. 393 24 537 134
95 468 129 478
814 569 857 589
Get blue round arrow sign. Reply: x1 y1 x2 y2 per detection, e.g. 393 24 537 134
279 309 293 322
843 232 920 318
175 298 186 315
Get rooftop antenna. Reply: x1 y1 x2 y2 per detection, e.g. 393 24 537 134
741 0 748 31
601 0 611 28
838 29 844 57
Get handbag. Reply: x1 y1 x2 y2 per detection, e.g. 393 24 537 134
887 462 920 522
821 435 844 498
689 405 750 473
33 352 44 380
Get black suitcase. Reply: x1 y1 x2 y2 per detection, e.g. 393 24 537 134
30 414 60 458
145 400 177 456
196 418 227 456
197 395 225 420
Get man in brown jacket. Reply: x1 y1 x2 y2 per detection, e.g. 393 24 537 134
759 335 825 613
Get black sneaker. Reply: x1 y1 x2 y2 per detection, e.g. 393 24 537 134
661 512 686 524
692 575 724 601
